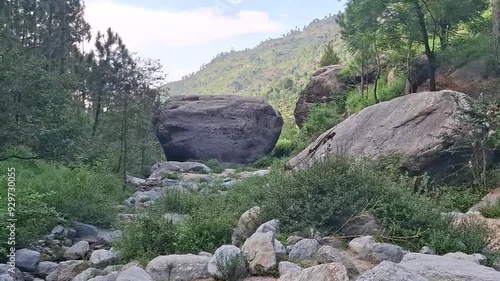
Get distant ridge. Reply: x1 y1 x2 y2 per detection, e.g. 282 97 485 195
163 15 342 122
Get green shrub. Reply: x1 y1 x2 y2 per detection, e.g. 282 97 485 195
438 33 494 68
205 159 225 174
115 214 179 265
346 76 406 113
299 102 343 148
0 158 126 262
480 201 500 218
217 255 247 281
271 138 297 158
428 218 493 255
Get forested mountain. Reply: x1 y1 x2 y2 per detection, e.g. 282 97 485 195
164 15 342 122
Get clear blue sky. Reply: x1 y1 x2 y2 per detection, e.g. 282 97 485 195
84 0 347 82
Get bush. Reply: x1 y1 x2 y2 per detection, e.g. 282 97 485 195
299 102 343 146
117 155 498 264
0 158 127 261
346 76 406 113
205 159 225 174
319 44 340 67
480 201 500 218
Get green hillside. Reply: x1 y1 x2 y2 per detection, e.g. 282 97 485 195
164 16 342 123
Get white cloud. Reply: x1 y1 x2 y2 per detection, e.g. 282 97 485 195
227 0 244 5
84 0 281 49
83 0 282 82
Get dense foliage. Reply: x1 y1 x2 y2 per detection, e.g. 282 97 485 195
0 0 165 177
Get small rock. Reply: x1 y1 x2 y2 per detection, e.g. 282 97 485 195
198 252 213 257
286 236 303 246
320 236 343 249
348 236 377 255
317 246 359 277
117 266 152 281
278 261 302 276
15 249 41 272
207 245 246 280
443 252 487 265
288 239 321 263
274 240 286 259
56 261 90 281
256 220 280 235
72 268 103 281
419 246 435 255
63 241 89 260
232 206 262 245
90 249 117 268
34 261 58 278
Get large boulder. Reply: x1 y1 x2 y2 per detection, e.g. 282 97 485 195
154 95 283 164
399 253 500 281
287 90 473 182
278 262 349 281
294 65 347 128
146 254 210 281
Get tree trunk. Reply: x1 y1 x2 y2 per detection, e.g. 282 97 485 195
493 0 500 38
413 0 436 91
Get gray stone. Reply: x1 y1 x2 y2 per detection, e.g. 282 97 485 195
146 255 210 281
126 175 146 188
401 253 500 281
90 249 117 268
232 206 262 245
55 261 90 281
149 161 211 178
198 252 213 258
116 266 152 281
72 222 99 241
368 243 405 264
15 249 40 272
34 261 57 278
443 252 487 265
317 246 359 277
340 212 385 236
88 271 120 281
0 264 24 281
256 219 280 235
287 90 474 183
278 261 302 276
154 95 283 164
207 245 246 280
279 262 349 281
63 241 89 260
288 239 321 263
419 246 435 255
45 260 79 281
357 261 427 281
72 268 102 281
274 239 286 259
286 236 303 246
242 232 277 275
348 236 377 256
